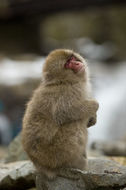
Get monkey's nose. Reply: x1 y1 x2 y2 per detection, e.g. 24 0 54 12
75 62 80 65
71 61 81 65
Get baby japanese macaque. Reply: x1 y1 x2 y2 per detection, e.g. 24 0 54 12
22 49 99 179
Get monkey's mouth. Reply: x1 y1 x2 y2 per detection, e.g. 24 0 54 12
65 56 84 73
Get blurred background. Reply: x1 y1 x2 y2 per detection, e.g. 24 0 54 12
0 0 126 157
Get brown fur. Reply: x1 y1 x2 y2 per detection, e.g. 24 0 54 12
22 49 99 178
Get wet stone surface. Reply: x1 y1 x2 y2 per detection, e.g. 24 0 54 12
0 158 126 190
36 158 126 190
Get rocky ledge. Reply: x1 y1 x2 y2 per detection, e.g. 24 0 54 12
0 161 35 190
0 158 126 190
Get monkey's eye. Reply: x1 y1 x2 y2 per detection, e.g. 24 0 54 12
70 55 81 62
65 56 73 67
70 56 76 61
67 56 76 62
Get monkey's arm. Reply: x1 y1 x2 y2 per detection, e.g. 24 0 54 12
53 99 99 126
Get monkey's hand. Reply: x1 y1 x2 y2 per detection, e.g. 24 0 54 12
87 114 97 128
86 100 99 128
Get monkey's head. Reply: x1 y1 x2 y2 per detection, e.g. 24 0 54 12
43 49 89 85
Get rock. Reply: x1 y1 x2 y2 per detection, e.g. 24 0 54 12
36 157 126 190
109 157 126 166
91 141 126 156
88 157 126 173
0 160 35 190
1 158 126 190
5 134 28 163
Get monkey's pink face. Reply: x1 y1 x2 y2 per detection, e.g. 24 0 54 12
64 56 84 73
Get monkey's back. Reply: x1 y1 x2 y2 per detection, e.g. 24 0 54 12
22 83 88 170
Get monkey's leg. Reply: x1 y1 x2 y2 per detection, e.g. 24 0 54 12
63 153 87 171
37 167 57 180
31 158 58 180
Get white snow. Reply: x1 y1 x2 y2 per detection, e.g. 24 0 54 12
0 57 45 85
88 62 126 143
